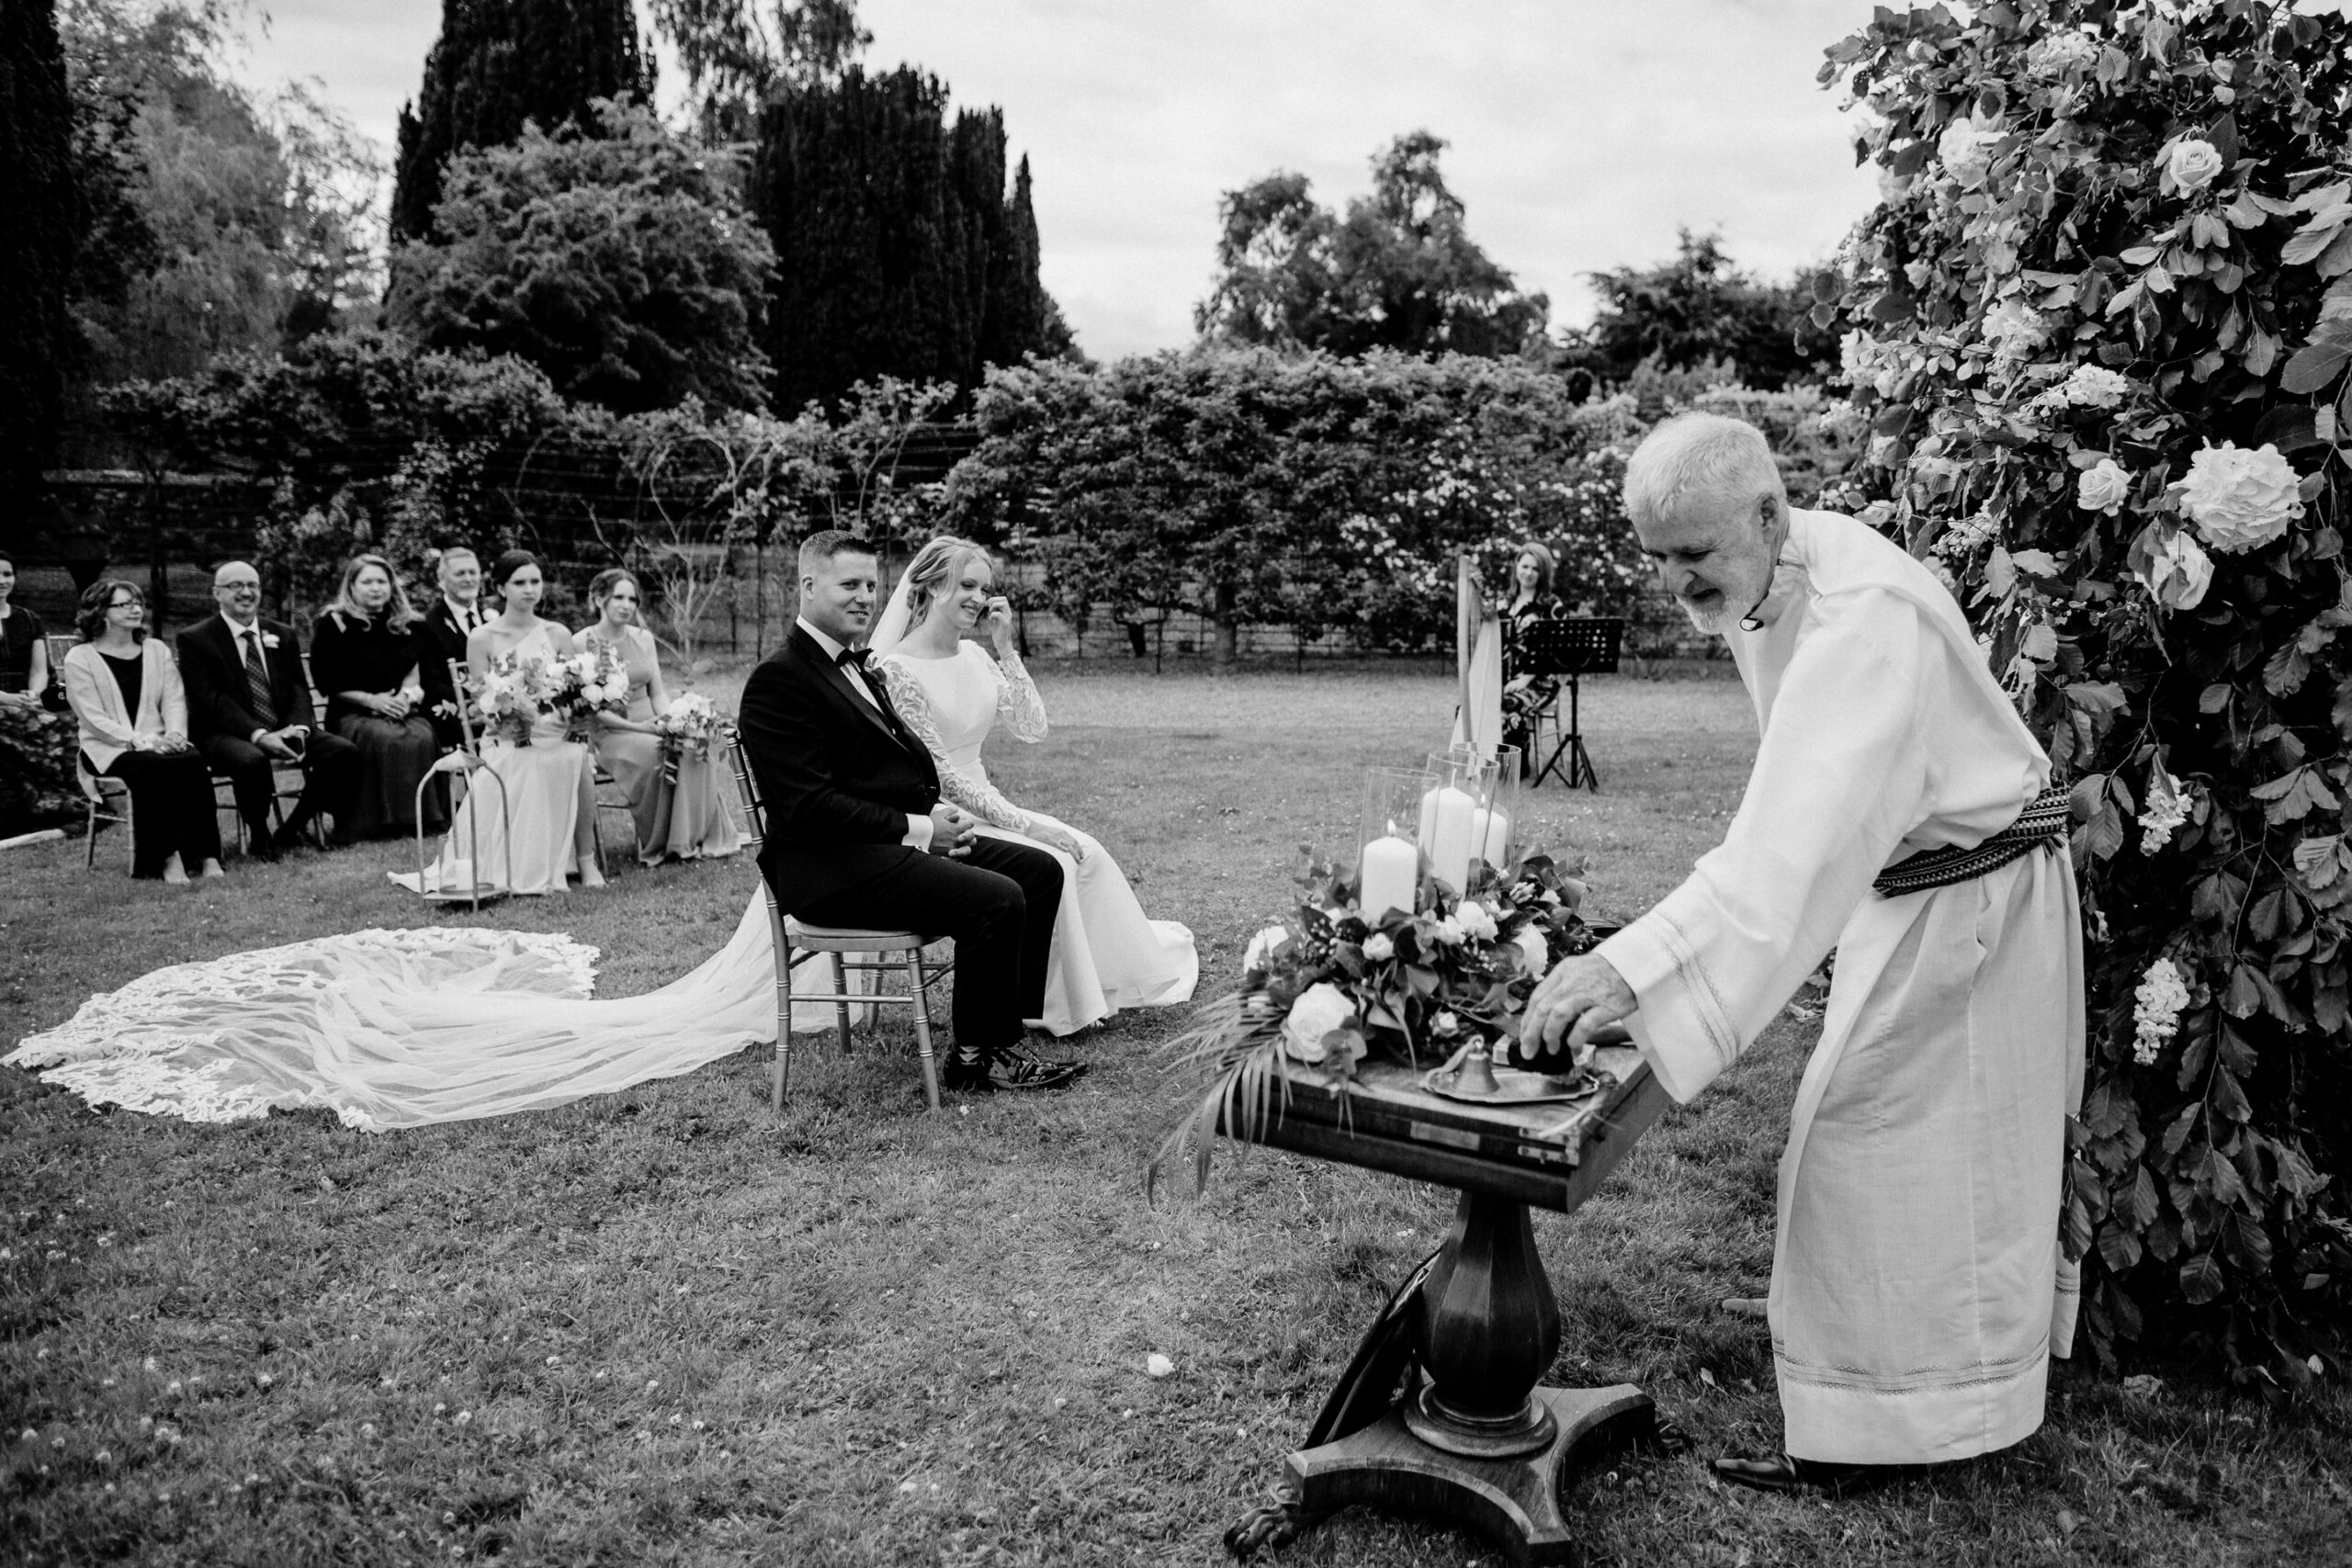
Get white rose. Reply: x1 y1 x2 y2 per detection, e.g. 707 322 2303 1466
2139 528 2213 611
2077 458 2132 515
1281 982 1357 1064
1363 932 1395 962
2060 364 2132 409
2178 443 2305 552
1455 901 1498 942
2165 138 2224 193
1938 119 1998 188
1877 165 1915 205
2026 30 2098 78
1512 926 1549 982
1242 924 1290 973
1430 916 1464 946
1431 1010 1460 1038
1981 297 2047 360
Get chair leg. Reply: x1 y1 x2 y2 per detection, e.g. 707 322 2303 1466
833 953 854 1055
907 950 941 1111
774 940 794 1113
85 798 98 868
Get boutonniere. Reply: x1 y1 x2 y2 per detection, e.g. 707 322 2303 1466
261 633 282 649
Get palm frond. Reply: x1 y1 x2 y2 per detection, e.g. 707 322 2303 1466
1146 994 1299 1204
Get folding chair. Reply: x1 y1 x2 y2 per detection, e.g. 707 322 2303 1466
721 722 947 1113
1521 617 1624 792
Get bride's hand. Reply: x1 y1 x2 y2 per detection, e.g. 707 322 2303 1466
1031 821 1086 863
983 596 1016 656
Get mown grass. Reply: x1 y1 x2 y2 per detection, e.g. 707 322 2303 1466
4 660 2346 1567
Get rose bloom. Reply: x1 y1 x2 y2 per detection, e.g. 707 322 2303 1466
2060 364 2132 409
2179 443 2305 552
1362 932 1395 962
2165 138 2224 193
2077 457 2132 515
1454 901 1498 942
1981 297 2047 360
1938 119 1998 188
2139 528 2213 611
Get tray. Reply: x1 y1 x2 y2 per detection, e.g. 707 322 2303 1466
1420 1057 1606 1107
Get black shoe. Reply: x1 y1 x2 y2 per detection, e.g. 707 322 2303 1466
941 1050 1083 1095
942 1056 996 1095
1713 1452 1895 1499
1003 1042 1088 1086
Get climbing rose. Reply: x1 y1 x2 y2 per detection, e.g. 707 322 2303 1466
2164 138 2224 193
2078 458 2132 515
1938 119 2000 188
2178 443 2304 553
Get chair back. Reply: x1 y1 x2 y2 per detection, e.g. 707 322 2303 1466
46 634 74 671
720 722 767 854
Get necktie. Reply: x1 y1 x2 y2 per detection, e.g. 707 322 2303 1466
243 628 278 727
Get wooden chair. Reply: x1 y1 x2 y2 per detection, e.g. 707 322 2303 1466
413 658 512 908
721 722 947 1113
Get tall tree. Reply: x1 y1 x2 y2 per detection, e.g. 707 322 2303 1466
1561 230 1840 391
389 0 653 243
652 0 868 143
0 0 79 502
749 64 1068 411
1196 131 1549 358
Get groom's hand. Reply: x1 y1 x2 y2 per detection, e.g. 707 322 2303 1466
927 803 975 857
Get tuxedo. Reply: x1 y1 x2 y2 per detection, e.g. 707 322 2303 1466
417 596 486 749
175 613 359 848
735 622 1062 1057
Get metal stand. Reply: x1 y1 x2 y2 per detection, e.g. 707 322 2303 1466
414 752 512 911
1521 618 1622 793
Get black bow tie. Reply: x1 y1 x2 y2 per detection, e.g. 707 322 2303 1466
836 645 873 672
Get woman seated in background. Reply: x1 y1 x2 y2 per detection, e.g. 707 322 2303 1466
310 553 448 840
872 536 1196 1035
0 548 81 833
61 577 222 882
578 569 739 864
1497 541 1567 774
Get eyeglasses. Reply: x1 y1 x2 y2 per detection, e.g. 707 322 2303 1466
107 598 143 611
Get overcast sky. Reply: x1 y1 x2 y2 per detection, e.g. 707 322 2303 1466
230 0 1891 358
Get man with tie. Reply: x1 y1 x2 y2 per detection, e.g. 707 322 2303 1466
175 560 361 855
734 530 1080 1093
417 547 488 750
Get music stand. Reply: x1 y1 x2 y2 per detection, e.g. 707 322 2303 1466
1519 618 1623 792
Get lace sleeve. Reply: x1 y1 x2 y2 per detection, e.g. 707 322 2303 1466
988 646 1049 743
876 656 1034 834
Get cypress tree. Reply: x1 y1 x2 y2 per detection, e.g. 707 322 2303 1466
0 0 77 509
390 0 653 243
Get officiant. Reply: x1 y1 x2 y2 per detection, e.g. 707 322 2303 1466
1517 412 2084 1496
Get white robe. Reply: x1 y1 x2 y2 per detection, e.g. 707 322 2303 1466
1598 509 2085 1466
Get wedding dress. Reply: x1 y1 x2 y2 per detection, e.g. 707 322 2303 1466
876 641 1197 1034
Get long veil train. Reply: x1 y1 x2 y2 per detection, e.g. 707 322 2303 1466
6 892 852 1131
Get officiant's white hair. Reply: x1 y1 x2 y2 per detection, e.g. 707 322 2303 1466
1623 412 1786 528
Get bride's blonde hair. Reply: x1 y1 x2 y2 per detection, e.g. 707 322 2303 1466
899 536 994 628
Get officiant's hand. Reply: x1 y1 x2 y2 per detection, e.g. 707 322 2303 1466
928 803 976 857
1518 952 1635 1061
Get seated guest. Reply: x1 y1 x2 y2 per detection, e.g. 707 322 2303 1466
417 546 489 750
61 578 223 882
310 554 448 840
175 559 360 857
0 549 81 833
1497 542 1567 774
578 568 741 864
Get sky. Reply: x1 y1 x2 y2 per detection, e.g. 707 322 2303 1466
228 0 1891 359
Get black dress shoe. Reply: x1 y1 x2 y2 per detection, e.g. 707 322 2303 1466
1002 1042 1088 1086
941 1057 996 1095
1713 1453 1895 1498
941 1051 1083 1094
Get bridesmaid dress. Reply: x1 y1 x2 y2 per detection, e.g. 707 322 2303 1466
428 624 600 895
877 642 1196 1035
582 626 740 864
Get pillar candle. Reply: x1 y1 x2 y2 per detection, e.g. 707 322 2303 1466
1477 807 1510 870
1360 834 1419 919
1418 785 1477 894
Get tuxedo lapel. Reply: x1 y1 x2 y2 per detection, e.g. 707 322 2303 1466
794 626 919 756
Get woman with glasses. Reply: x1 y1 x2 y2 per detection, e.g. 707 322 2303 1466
60 578 223 881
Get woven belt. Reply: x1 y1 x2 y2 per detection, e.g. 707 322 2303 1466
1872 784 2071 898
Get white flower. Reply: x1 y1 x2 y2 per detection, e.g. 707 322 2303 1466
1281 983 1356 1064
1145 1354 1175 1379
2132 958 2190 1066
2059 364 2132 409
2178 443 2305 552
1362 932 1395 962
1454 901 1498 942
2165 138 2224 193
1431 1010 1460 1038
1512 926 1549 981
1430 916 1464 946
1241 924 1289 973
1938 118 2001 188
1934 512 1999 558
2026 29 2099 78
1877 164 1915 205
2139 527 2213 611
2077 458 2132 515
1981 297 2048 360
2139 762 2191 854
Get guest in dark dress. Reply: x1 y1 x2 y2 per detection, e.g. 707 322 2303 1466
0 549 80 833
1497 543 1567 773
310 554 447 839
59 578 223 881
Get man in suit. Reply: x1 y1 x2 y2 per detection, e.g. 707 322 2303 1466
736 530 1080 1094
176 559 361 855
417 546 489 750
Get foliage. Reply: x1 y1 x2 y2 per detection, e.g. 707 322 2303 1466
0 0 78 500
1824 0 2352 1386
1559 230 1844 392
389 0 653 244
748 64 1073 412
387 98 777 416
652 0 871 143
1195 131 1550 359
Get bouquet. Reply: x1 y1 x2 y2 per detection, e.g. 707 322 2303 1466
551 645 629 737
466 653 560 747
1152 844 1600 1196
654 693 721 760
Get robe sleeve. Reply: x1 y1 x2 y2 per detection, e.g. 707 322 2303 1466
989 647 1049 742
1597 589 1936 1103
876 656 1035 834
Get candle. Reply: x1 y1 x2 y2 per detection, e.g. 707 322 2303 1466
1419 785 1477 894
1477 807 1510 870
1360 834 1419 919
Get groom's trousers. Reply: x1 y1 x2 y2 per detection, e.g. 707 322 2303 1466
793 838 1063 1053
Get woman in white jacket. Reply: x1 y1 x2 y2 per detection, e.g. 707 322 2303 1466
62 578 223 882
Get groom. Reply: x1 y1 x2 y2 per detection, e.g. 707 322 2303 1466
736 530 1079 1093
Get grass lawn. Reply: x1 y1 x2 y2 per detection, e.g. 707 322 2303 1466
4 660 2346 1566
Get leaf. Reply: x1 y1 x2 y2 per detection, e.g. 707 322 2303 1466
2084 801 2124 862
2282 320 2352 394
2282 219 2347 267
2178 1253 2225 1305
2010 548 2061 576
2021 623 2059 662
2211 1064 2253 1124
2228 1211 2274 1272
2252 406 2324 453
2066 681 2126 716
2265 639 2314 696
1985 546 2018 597
2294 834 2343 890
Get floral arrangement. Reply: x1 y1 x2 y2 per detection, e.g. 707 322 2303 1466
654 692 722 760
465 653 559 747
1151 844 1600 1197
551 645 629 735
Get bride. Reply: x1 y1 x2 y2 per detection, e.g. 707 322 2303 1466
869 536 1196 1034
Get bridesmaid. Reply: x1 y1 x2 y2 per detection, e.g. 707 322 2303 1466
577 569 739 863
310 554 447 839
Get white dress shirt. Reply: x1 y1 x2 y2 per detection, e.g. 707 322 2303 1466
443 596 481 634
796 616 932 852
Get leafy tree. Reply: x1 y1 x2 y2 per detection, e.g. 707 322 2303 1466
0 0 79 501
1559 229 1841 392
652 0 869 143
1196 131 1550 359
387 98 776 414
749 64 1070 411
1825 0 2352 1386
389 0 653 244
